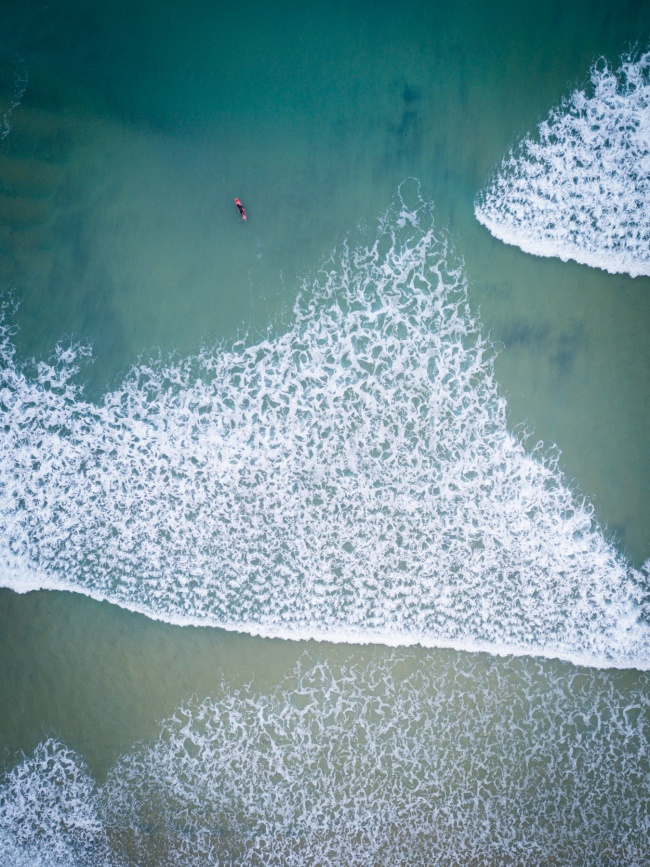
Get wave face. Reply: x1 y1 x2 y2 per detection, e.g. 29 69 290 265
1 185 648 668
475 52 650 278
1 653 649 866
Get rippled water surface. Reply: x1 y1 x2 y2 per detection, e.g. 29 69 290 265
0 0 649 864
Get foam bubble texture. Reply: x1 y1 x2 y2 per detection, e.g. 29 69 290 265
475 52 650 277
1 186 648 667
2 654 649 865
0 739 116 867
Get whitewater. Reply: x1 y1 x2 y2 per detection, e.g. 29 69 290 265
1 652 648 866
475 51 650 278
1 186 648 669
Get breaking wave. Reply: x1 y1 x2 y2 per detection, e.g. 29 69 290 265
1 184 648 668
1 652 648 866
475 51 650 278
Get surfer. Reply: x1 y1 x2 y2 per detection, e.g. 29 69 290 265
234 197 247 221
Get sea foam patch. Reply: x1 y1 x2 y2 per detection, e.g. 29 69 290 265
1 186 648 668
1 653 649 865
0 739 116 867
475 52 650 277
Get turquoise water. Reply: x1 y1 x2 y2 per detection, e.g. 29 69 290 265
0 0 649 864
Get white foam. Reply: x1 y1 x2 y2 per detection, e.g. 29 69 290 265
475 52 650 278
0 56 28 142
1 185 648 669
2 654 649 865
0 739 115 867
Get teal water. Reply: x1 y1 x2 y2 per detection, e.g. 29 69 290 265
0 0 649 864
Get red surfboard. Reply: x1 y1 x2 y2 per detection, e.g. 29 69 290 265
234 198 247 221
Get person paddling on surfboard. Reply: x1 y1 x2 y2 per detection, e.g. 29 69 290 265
234 198 247 221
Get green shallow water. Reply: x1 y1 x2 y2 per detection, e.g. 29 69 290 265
0 0 649 863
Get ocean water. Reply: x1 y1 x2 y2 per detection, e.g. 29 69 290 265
0 0 649 864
